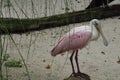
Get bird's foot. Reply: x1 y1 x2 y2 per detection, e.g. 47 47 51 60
70 72 83 77
70 72 90 77
75 72 90 79
70 72 76 77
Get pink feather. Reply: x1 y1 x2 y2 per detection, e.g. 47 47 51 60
51 29 92 56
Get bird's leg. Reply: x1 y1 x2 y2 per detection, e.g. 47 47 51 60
75 50 81 74
75 50 80 73
70 51 75 76
74 50 89 78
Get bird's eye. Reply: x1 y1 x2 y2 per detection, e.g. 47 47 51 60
94 22 98 26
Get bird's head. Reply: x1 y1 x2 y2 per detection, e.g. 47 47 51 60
90 19 108 46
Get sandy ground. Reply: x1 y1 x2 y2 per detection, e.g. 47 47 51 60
1 0 120 80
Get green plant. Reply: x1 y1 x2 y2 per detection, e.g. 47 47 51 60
0 35 9 80
4 59 22 68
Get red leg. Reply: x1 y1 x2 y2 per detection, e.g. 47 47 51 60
70 50 90 78
70 51 75 75
74 50 89 78
75 50 81 73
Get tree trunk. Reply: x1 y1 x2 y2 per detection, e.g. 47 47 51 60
86 0 114 9
0 4 120 34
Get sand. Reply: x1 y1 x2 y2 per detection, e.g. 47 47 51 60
1 0 120 80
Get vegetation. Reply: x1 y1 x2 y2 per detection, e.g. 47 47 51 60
0 37 9 80
4 59 22 67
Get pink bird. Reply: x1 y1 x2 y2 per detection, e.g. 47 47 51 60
51 19 108 77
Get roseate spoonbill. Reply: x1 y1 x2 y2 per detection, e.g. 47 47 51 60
50 19 108 77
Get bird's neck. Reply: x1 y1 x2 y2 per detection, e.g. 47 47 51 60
90 25 100 41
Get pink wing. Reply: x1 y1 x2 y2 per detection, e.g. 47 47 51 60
51 30 92 56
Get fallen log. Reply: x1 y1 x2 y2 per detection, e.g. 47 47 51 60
64 73 91 80
0 4 120 34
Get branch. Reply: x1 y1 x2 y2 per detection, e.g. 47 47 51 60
86 0 114 9
0 4 120 34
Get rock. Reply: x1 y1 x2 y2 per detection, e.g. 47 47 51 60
64 73 91 80
45 64 51 69
101 51 105 55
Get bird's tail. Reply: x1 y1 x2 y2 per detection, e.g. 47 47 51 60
51 47 56 56
50 37 65 56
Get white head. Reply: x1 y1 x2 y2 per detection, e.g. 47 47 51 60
90 19 100 26
90 19 108 46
